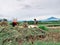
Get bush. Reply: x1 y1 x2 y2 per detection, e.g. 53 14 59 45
38 25 48 31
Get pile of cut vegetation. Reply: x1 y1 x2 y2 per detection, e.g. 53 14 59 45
0 26 46 45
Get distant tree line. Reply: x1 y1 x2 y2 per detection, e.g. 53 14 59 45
0 18 7 22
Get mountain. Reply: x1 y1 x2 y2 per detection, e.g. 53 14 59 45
41 17 60 22
47 17 58 20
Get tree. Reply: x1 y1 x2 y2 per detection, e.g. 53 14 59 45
3 18 8 22
0 19 2 22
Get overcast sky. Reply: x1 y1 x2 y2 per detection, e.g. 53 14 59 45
0 0 60 20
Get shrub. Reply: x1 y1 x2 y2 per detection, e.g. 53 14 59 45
38 25 48 31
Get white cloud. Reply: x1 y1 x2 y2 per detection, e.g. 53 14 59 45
0 0 60 20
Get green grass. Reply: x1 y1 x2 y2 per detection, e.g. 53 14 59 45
22 40 60 45
1 40 60 45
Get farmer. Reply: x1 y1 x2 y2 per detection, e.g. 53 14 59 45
34 19 38 25
12 18 18 27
